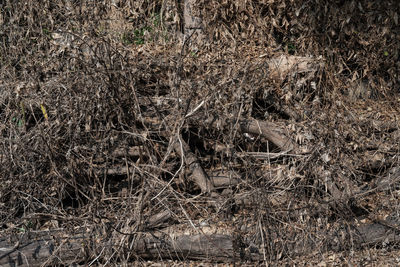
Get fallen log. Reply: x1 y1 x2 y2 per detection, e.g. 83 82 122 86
132 233 239 262
0 227 88 267
0 229 242 266
2 215 400 266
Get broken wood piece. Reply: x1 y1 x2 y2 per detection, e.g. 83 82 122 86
112 146 142 158
133 233 239 262
0 227 89 267
173 137 215 193
267 55 324 82
209 170 241 188
144 210 173 229
239 118 298 153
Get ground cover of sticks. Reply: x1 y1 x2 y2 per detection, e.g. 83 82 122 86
1 1 400 266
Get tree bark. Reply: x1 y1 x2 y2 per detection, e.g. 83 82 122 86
173 137 215 193
239 118 298 153
2 216 400 266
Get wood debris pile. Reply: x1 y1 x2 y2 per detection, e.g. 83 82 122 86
1 0 400 265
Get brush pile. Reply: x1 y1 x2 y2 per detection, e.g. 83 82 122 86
1 0 400 265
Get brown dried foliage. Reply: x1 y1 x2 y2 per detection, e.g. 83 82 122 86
1 0 400 265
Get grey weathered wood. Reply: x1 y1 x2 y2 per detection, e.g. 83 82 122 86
133 233 239 262
173 137 215 193
2 216 400 266
0 230 239 266
239 118 298 153
0 228 88 266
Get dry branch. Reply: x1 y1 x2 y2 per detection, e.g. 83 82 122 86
95 163 239 191
209 170 241 188
239 118 298 153
173 137 215 193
